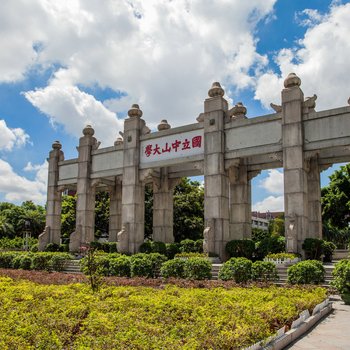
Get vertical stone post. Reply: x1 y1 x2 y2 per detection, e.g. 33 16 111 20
40 141 64 250
229 163 252 239
70 125 98 251
121 104 145 253
108 178 122 242
307 157 322 239
153 169 179 243
203 82 230 259
282 73 309 254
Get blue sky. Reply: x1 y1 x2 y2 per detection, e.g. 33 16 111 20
0 0 349 210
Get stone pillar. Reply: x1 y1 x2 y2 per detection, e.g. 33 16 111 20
39 141 64 250
70 125 99 251
121 104 145 253
229 162 252 239
282 73 309 254
307 157 322 239
153 169 179 243
203 82 230 259
108 179 122 242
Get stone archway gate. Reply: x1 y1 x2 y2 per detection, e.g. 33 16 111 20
40 73 350 259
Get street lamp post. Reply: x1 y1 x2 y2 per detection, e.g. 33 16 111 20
23 220 31 251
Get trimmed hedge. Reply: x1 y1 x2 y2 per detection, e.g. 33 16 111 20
287 260 325 285
331 259 350 295
109 256 131 277
255 236 286 260
130 253 167 278
160 258 186 279
252 261 278 282
183 257 212 280
302 238 324 260
218 257 252 283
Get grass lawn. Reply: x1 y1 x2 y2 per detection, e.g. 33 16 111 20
0 273 327 349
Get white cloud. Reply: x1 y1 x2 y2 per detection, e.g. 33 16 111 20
259 169 284 195
24 85 123 145
255 2 350 111
0 0 277 141
0 120 30 151
253 195 284 212
0 159 47 204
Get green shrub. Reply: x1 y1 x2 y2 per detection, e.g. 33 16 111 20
130 253 167 278
30 244 39 252
252 261 278 282
302 238 324 260
195 239 203 253
255 236 286 260
323 241 336 263
109 256 131 277
180 239 197 253
50 253 71 272
139 241 153 254
19 255 32 270
165 243 181 259
218 257 252 283
175 252 207 258
160 258 186 278
12 254 25 269
89 241 102 251
140 241 167 255
0 252 20 268
287 260 325 285
31 253 52 271
183 257 212 280
331 259 350 295
44 243 61 252
225 240 255 259
107 242 118 253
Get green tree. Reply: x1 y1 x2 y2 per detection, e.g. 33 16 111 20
322 164 350 229
61 195 76 239
94 192 110 238
0 215 15 238
173 178 204 242
268 216 285 236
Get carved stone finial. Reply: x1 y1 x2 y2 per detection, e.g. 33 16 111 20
270 103 282 113
208 82 225 98
230 102 247 119
347 97 350 105
83 125 94 136
284 72 301 88
157 119 171 131
52 140 62 150
114 137 123 146
304 94 317 110
128 104 143 118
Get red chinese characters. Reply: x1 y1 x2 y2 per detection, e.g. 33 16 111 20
144 135 202 158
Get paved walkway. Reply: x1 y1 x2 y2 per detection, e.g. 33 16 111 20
286 296 350 350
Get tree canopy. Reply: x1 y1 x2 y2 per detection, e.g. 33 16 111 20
321 163 350 229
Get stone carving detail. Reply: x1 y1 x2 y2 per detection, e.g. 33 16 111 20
229 102 247 119
117 224 129 253
203 220 214 254
284 72 301 88
157 120 171 131
208 82 224 97
196 113 204 122
303 94 317 113
38 226 50 251
270 103 282 113
128 104 143 118
114 137 123 146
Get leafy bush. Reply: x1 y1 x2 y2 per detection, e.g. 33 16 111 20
323 241 336 263
252 261 278 282
302 238 324 260
130 253 167 278
255 236 286 260
179 239 197 253
183 257 212 280
331 259 350 295
287 260 325 285
140 241 167 255
30 244 39 252
160 258 186 278
50 253 71 272
165 243 181 259
44 243 61 252
225 240 255 259
218 257 252 283
19 255 33 270
0 237 38 250
175 252 207 258
109 255 131 277
139 241 153 253
31 254 52 271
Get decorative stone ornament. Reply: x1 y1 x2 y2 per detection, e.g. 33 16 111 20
157 119 171 131
284 72 301 88
230 102 247 119
52 140 62 150
128 104 143 118
208 82 225 97
114 137 123 146
82 124 95 136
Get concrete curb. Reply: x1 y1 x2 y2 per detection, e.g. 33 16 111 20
244 299 333 350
